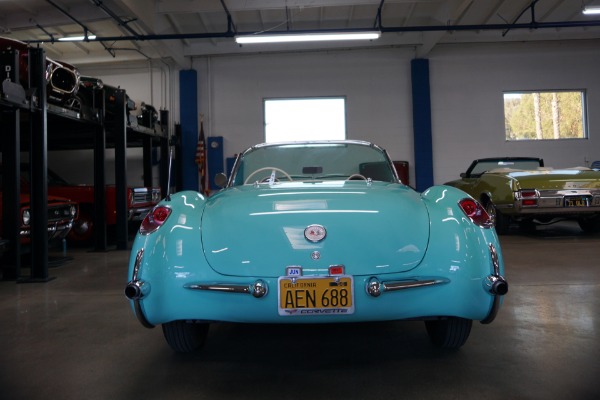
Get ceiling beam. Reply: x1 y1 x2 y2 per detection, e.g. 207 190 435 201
110 0 188 68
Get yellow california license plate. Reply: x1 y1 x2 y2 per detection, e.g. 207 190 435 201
564 196 591 207
277 276 354 316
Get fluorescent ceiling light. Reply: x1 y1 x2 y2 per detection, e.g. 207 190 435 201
235 31 381 44
58 35 97 41
582 6 600 14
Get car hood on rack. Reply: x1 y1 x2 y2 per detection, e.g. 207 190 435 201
201 181 430 278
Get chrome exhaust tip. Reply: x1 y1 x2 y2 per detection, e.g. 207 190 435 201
125 280 150 300
484 275 508 296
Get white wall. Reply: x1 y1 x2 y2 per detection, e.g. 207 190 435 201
429 40 600 184
193 48 416 182
47 39 600 189
193 40 600 187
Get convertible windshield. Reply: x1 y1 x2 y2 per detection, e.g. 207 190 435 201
469 159 543 176
231 142 397 186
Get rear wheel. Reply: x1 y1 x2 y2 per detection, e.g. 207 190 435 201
484 200 510 234
425 317 472 349
578 215 600 234
162 321 210 353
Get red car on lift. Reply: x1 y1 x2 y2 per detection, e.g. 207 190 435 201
39 168 161 244
0 192 77 247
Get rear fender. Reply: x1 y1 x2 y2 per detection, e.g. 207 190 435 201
127 191 209 324
420 185 505 317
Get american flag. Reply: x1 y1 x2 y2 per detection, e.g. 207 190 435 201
195 120 210 195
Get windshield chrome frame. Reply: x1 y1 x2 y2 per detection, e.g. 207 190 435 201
226 140 400 188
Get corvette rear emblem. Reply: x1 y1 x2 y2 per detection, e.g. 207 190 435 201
304 224 326 242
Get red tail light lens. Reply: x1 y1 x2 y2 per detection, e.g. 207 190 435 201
459 198 493 228
519 190 538 207
140 206 172 235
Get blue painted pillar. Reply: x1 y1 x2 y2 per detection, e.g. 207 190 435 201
179 69 199 191
411 58 434 192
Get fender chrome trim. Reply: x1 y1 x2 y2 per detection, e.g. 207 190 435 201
185 280 268 298
366 277 450 297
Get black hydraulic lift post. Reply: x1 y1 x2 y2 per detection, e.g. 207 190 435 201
174 124 182 192
27 47 51 282
112 89 128 250
142 135 153 187
93 89 107 252
159 110 170 197
0 49 23 280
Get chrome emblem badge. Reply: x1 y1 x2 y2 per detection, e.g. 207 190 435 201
304 224 326 242
311 251 321 260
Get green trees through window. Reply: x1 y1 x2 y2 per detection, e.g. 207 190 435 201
504 91 586 140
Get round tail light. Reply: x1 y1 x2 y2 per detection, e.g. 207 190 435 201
140 206 172 235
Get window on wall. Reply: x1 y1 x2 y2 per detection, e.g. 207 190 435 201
264 97 346 143
503 90 587 141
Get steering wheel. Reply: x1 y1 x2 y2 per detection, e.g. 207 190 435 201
346 174 367 181
244 167 293 184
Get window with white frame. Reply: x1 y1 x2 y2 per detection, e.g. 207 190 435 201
264 97 346 143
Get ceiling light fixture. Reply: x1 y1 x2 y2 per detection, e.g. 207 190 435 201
582 5 600 14
235 31 381 44
58 34 97 41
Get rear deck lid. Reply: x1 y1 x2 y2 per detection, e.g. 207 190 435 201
201 182 430 278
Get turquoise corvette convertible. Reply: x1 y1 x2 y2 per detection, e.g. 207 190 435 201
125 141 508 352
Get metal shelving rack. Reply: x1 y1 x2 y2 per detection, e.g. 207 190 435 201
0 47 170 281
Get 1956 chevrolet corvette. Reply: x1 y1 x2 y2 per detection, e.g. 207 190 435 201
125 140 508 353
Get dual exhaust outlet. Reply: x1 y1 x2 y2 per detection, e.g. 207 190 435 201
125 280 149 300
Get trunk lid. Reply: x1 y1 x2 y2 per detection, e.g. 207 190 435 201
201 182 430 278
504 168 600 190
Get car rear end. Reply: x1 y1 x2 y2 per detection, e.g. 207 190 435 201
503 169 600 220
128 187 162 222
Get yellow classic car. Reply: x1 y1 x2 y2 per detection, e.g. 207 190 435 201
445 157 600 234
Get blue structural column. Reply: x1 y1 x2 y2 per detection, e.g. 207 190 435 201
411 58 434 192
179 70 199 191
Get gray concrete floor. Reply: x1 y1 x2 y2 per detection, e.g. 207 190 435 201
1 221 599 400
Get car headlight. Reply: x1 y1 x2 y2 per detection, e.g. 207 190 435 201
22 209 31 226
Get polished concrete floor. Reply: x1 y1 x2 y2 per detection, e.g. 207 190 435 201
1 221 599 400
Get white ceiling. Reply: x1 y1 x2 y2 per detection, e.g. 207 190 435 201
1 0 600 68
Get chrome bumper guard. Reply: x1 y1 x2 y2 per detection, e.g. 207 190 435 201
481 243 508 324
125 249 155 329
